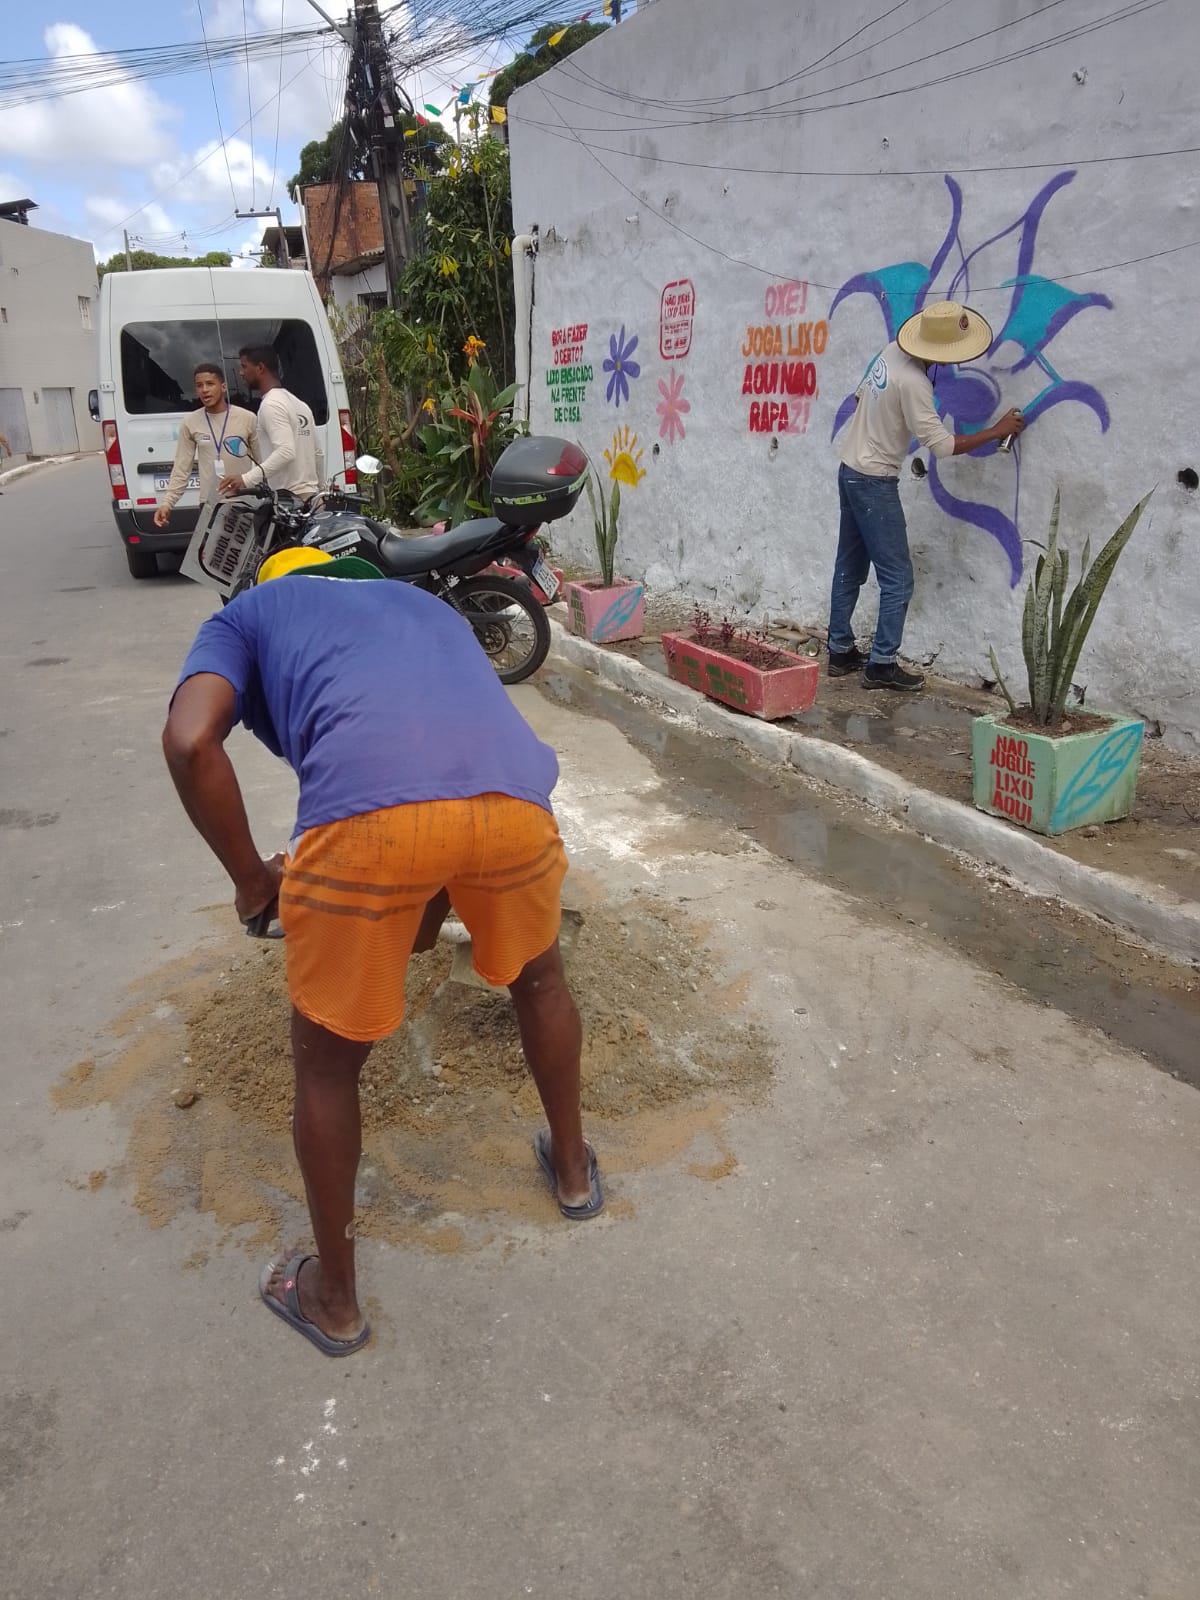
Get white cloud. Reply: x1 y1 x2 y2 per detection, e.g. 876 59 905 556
0 24 178 170
85 196 177 239
152 135 279 214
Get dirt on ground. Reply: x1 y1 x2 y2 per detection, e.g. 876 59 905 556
54 896 771 1254
599 594 1200 903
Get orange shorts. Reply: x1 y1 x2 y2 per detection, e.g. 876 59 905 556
279 794 568 1042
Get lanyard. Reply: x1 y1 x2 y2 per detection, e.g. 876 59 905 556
204 406 230 459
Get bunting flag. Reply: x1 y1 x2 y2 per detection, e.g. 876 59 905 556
491 105 507 123
548 27 567 44
423 102 441 115
419 10 612 120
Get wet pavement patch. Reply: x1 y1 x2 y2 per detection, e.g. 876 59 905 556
0 808 58 830
53 898 771 1253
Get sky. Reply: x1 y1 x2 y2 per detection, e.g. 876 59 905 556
1 1 525 268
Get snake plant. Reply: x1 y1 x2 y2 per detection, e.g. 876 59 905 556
584 468 621 587
990 488 1152 728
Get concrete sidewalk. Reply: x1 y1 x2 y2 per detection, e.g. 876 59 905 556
548 619 1200 964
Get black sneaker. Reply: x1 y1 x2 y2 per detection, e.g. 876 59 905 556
863 662 925 692
827 645 865 677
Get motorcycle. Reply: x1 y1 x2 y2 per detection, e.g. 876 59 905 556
180 436 588 686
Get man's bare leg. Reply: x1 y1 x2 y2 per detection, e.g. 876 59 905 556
264 1008 372 1341
508 940 591 1207
412 888 451 954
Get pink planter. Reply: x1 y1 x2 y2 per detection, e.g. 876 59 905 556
661 631 819 721
564 579 646 644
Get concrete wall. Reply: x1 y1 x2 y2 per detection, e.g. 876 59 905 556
330 260 388 313
0 220 101 464
509 0 1200 748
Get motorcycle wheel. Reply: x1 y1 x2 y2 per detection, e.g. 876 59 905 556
450 574 551 686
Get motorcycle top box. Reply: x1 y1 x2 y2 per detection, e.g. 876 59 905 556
489 438 588 528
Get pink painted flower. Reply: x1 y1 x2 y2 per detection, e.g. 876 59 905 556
656 369 690 445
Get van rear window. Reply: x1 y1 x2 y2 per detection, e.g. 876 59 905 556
119 319 329 422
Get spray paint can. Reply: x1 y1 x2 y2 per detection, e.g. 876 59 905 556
997 409 1022 454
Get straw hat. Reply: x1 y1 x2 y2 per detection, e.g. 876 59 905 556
896 300 993 364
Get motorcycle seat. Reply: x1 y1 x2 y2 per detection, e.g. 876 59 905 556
376 515 506 577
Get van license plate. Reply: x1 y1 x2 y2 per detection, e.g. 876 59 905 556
531 554 559 600
154 471 199 492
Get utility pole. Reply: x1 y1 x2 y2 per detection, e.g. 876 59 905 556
351 0 413 308
123 230 133 272
235 207 291 267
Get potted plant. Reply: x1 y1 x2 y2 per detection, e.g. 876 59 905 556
974 488 1152 835
661 607 820 721
562 472 645 644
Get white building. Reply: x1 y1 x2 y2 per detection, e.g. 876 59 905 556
0 200 101 464
509 0 1200 747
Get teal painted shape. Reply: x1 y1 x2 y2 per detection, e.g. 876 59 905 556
1050 723 1144 830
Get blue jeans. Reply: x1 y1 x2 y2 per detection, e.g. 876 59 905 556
828 464 914 666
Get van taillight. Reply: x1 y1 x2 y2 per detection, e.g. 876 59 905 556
103 422 127 498
339 409 357 488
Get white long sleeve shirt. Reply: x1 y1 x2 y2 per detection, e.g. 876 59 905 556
240 387 324 497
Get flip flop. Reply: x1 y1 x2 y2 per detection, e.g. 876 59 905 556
258 1254 370 1357
533 1128 605 1220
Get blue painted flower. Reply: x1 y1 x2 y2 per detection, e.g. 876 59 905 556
830 171 1113 586
603 326 641 407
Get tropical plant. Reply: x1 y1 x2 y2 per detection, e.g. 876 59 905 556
584 468 621 586
397 136 515 386
413 358 518 526
989 488 1153 728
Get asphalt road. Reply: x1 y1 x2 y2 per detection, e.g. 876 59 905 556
3 457 1199 1599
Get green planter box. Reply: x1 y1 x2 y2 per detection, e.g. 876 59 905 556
971 711 1144 836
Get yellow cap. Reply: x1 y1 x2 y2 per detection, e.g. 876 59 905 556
257 546 333 584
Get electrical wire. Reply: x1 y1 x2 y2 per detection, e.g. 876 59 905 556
509 117 1200 182
196 0 239 209
269 0 287 205
242 0 255 207
522 0 1165 133
531 81 1200 294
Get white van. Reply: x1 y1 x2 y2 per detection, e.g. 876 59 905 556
93 267 356 578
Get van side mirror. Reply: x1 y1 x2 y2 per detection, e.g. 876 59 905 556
87 389 100 421
356 455 383 475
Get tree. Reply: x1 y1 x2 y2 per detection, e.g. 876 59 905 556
489 20 609 112
396 136 515 386
287 119 367 201
98 249 232 277
288 113 453 201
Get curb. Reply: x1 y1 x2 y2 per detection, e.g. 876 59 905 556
547 620 1200 965
0 454 80 487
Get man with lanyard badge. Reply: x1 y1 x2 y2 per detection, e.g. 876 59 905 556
219 345 324 501
154 363 258 529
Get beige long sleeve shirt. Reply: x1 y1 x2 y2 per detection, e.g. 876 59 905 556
238 388 324 497
839 342 956 477
160 405 259 510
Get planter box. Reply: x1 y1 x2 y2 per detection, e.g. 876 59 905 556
488 562 564 606
971 711 1144 835
661 631 819 721
564 579 645 644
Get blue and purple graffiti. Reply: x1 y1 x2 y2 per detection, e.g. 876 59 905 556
830 170 1112 585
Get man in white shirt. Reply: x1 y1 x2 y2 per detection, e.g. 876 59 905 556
153 363 258 528
829 300 1024 692
219 345 324 501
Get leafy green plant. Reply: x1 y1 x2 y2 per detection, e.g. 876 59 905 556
989 488 1152 728
584 469 621 586
413 359 518 526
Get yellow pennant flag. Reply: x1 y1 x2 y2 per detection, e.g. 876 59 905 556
549 27 567 44
491 105 508 123
403 128 417 137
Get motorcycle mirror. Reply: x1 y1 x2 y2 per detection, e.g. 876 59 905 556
224 437 248 458
355 455 384 476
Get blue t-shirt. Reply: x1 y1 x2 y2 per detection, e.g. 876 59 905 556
176 577 559 831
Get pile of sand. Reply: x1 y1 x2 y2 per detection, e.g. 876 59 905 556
57 895 771 1250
